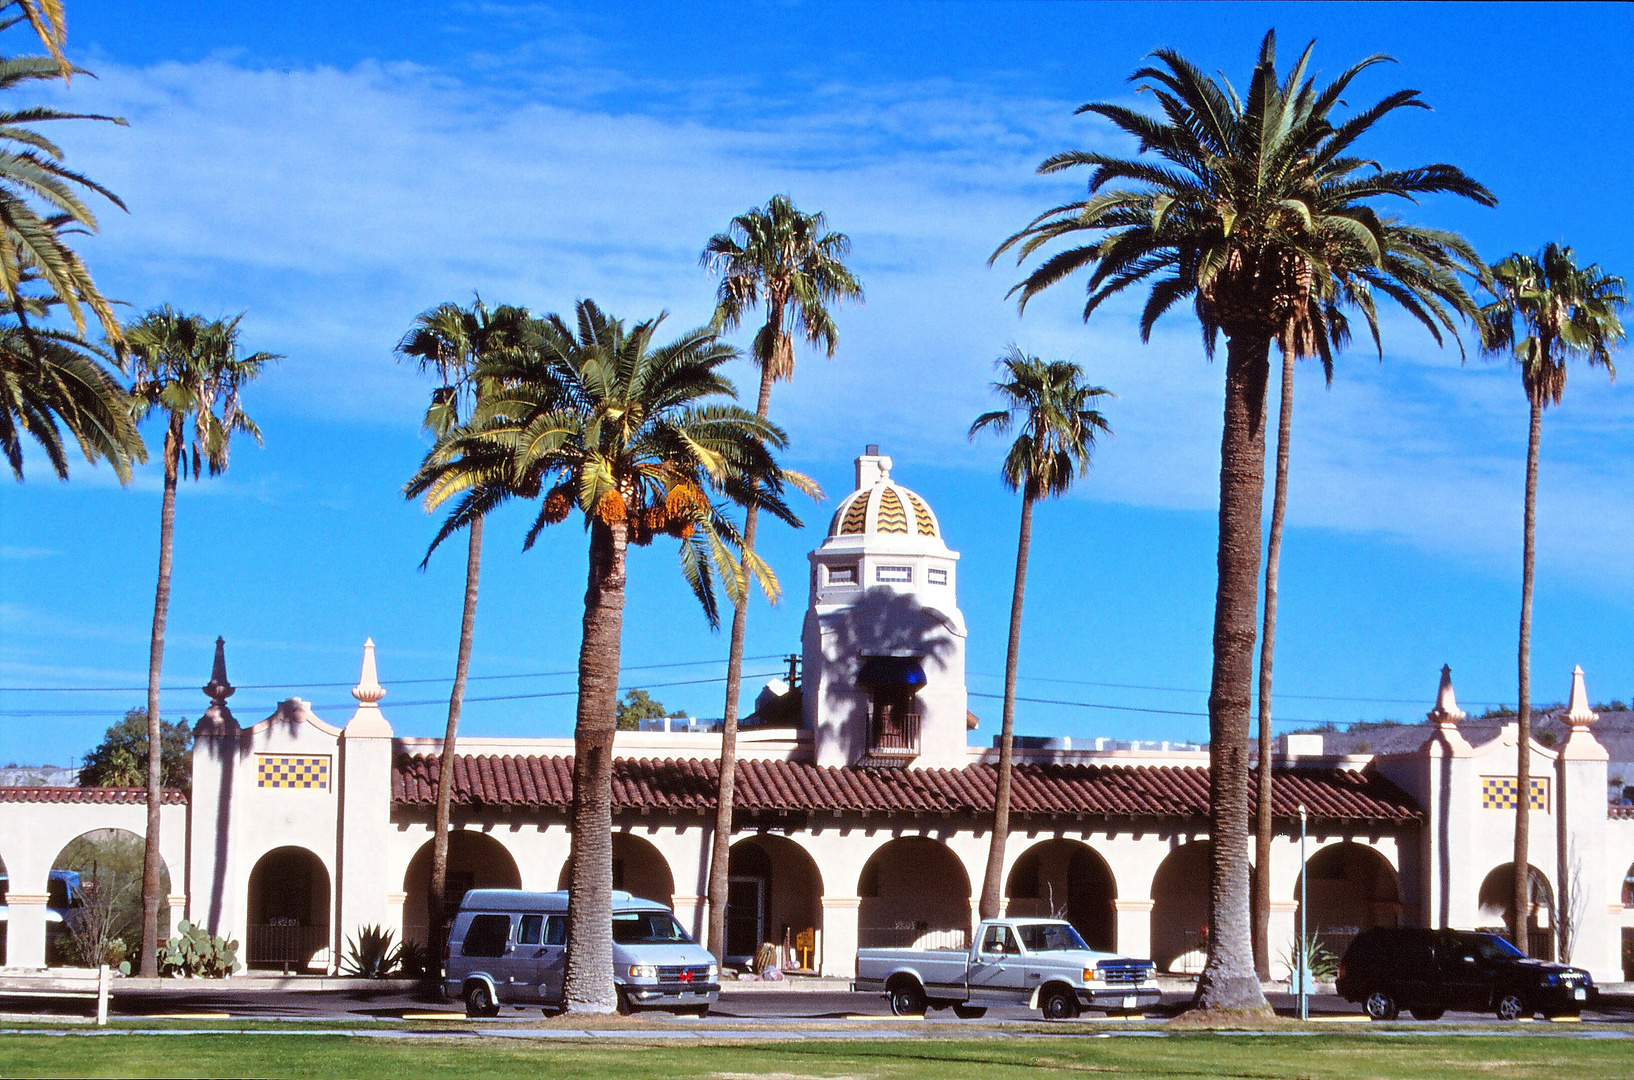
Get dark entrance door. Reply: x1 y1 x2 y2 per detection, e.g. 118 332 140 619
726 878 764 962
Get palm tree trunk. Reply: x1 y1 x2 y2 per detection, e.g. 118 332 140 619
564 519 628 1013
1196 333 1272 1013
979 493 1035 919
1251 340 1295 981
428 515 483 984
140 416 183 979
706 362 777 964
1513 389 1542 954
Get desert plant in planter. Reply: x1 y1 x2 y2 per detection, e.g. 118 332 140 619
343 924 404 978
121 920 240 977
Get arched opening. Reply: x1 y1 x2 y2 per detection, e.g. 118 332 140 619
246 847 332 971
49 828 169 968
556 832 674 907
1005 839 1117 951
1149 841 1214 974
857 836 970 950
0 850 8 965
1293 842 1401 962
402 830 522 947
1477 862 1555 960
725 835 823 970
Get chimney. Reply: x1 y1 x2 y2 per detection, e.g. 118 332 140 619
855 446 891 490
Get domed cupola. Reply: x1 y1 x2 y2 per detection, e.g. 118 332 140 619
827 462 943 542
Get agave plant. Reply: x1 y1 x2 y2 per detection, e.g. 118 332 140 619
343 924 404 979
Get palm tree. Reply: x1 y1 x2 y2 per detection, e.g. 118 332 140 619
992 31 1492 1010
0 52 128 344
969 348 1111 919
397 298 531 981
127 307 276 977
0 287 140 479
698 194 858 963
4 1 73 75
409 299 807 1013
1480 244 1625 955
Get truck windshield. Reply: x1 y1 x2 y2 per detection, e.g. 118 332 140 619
1015 923 1089 953
611 911 694 945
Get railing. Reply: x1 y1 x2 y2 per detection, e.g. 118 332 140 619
858 925 968 950
246 924 331 970
867 710 922 757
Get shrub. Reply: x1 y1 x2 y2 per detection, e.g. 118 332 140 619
120 920 240 977
343 924 403 978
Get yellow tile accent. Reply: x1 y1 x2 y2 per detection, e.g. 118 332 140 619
257 754 331 790
908 493 936 536
839 493 869 534
876 488 909 534
1481 775 1547 811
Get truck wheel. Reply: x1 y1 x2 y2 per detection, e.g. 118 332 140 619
952 1004 987 1019
1363 991 1398 1021
1495 993 1527 1022
1409 1007 1445 1021
1040 987 1079 1020
463 982 499 1019
888 982 927 1017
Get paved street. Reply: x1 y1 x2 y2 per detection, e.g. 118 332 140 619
2 983 1631 1027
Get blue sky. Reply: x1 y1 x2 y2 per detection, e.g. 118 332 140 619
2 2 1632 766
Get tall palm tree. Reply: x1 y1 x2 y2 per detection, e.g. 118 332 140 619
0 52 127 344
1480 244 1625 955
0 287 140 479
992 31 1491 1010
127 307 276 977
970 348 1111 920
4 1 73 75
397 298 531 981
698 194 858 964
409 299 807 1013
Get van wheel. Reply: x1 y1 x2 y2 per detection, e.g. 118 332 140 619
1495 993 1527 1022
1364 991 1399 1021
616 989 636 1016
463 982 499 1019
1410 1007 1445 1021
685 1005 710 1018
952 1004 987 1019
888 982 927 1017
1040 987 1079 1020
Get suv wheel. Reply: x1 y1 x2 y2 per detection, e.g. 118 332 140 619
1495 993 1527 1022
1409 1007 1445 1021
1364 991 1399 1021
463 982 499 1019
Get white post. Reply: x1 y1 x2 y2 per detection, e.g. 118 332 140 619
1298 804 1308 1021
96 965 110 1026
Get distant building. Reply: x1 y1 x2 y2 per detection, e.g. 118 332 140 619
2 447 1630 984
0 765 77 788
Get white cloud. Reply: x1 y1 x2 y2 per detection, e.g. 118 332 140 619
31 56 1634 589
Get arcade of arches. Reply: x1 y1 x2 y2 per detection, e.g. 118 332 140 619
724 835 823 966
404 832 521 947
857 836 971 949
246 847 331 970
557 833 674 906
1005 839 1116 952
1478 862 1556 962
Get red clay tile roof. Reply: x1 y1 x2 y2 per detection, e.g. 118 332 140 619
0 785 187 805
393 754 1420 824
1611 803 1634 821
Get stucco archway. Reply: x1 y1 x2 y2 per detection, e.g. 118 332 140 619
246 847 332 970
1478 862 1555 960
725 834 823 968
48 827 171 968
857 836 970 949
1006 838 1117 951
1293 842 1401 961
1149 841 1213 974
557 832 674 906
0 849 8 965
402 830 522 947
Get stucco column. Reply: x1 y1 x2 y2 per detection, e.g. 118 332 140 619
336 641 395 960
672 895 706 944
1555 675 1617 981
386 892 407 943
190 638 243 940
820 895 861 978
1268 900 1298 981
5 894 48 968
1113 899 1152 961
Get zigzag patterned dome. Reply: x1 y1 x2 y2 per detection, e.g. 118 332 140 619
827 458 941 541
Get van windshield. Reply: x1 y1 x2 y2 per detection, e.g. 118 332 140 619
611 911 693 945
1015 923 1089 953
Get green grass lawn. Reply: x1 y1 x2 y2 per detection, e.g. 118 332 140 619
0 1033 1629 1079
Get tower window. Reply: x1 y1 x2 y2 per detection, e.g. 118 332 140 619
827 564 857 585
876 565 912 583
927 568 948 585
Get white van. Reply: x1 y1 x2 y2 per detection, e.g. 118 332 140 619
443 889 720 1017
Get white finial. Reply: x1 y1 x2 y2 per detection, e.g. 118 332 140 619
352 638 386 705
1427 664 1465 727
1564 665 1598 727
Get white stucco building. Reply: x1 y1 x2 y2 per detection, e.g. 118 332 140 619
3 447 1632 984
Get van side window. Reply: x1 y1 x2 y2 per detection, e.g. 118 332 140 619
518 914 544 945
544 915 567 947
462 914 511 957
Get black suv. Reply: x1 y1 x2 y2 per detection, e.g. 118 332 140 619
1336 927 1594 1021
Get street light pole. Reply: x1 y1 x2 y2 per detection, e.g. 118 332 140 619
1298 803 1308 1021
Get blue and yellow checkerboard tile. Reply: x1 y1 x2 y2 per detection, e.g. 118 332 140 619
256 754 331 790
1480 775 1547 811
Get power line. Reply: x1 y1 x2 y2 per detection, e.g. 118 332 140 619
967 671 1506 709
968 690 1323 726
0 654 786 694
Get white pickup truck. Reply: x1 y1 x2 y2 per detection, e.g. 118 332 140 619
853 918 1160 1019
